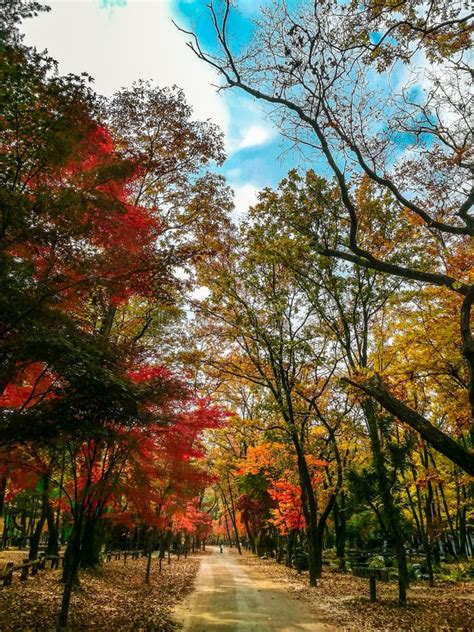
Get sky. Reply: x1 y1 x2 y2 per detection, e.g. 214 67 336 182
20 0 299 219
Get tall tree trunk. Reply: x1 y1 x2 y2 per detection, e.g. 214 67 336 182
19 510 27 548
80 514 102 569
55 452 66 536
29 474 50 560
224 515 232 547
221 492 241 555
406 466 434 586
46 500 59 556
363 401 409 604
0 474 7 517
243 515 255 553
1 512 9 548
292 432 320 586
459 484 468 557
286 529 296 568
58 520 82 630
333 494 346 569
144 528 155 584
225 477 242 555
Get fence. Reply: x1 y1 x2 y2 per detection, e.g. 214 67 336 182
0 554 62 587
0 549 145 588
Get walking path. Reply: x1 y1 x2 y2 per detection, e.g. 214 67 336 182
174 546 334 631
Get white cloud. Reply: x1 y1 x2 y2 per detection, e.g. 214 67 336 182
20 1 275 220
225 167 242 180
21 0 229 136
232 183 259 221
235 124 275 151
225 94 277 154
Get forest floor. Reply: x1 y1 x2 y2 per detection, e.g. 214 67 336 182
0 548 200 630
242 550 474 631
1 548 473 630
174 546 473 631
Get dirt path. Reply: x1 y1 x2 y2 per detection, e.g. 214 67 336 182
173 546 334 631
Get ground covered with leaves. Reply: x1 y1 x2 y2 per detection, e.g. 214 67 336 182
240 552 474 631
0 551 200 631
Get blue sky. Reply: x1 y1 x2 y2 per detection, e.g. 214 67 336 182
21 0 302 218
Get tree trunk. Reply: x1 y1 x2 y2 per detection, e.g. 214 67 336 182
144 528 155 584
243 515 256 553
158 530 167 561
333 494 346 569
225 478 242 555
29 474 50 561
406 473 434 586
18 510 27 548
286 529 296 568
0 474 7 517
363 401 409 604
221 488 241 555
58 522 82 630
350 377 474 476
459 484 468 557
1 512 9 548
80 515 102 569
46 501 59 556
292 432 320 585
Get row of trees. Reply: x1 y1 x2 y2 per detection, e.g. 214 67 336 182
0 2 229 628
194 177 472 603
0 0 472 624
183 0 473 606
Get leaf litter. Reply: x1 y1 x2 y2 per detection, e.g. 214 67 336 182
0 554 200 631
240 553 474 631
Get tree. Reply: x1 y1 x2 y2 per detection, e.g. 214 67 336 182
181 0 474 472
195 218 346 585
0 6 232 629
225 172 412 601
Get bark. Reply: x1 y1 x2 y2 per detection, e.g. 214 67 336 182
243 515 256 553
61 531 80 585
406 466 434 585
460 286 474 426
223 514 232 546
0 474 7 517
286 529 296 568
363 401 409 604
80 515 102 569
333 494 346 568
222 496 242 555
46 500 59 556
58 524 82 630
292 432 320 585
348 377 474 476
158 530 169 563
18 510 27 548
430 451 461 558
144 528 155 584
221 484 242 555
459 484 469 557
226 478 242 554
1 512 9 548
29 474 50 561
